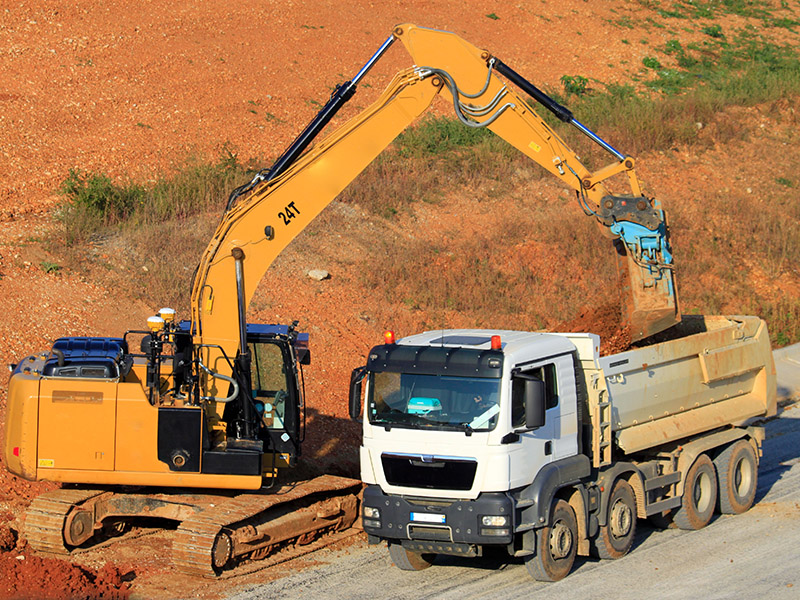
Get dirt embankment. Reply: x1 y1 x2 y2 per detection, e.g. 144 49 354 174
555 302 632 356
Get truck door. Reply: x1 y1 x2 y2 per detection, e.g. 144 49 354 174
509 357 578 487
549 355 578 460
509 364 556 485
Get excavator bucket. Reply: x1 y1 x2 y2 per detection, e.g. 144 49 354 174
616 239 680 342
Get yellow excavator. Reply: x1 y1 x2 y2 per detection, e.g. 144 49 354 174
4 24 678 576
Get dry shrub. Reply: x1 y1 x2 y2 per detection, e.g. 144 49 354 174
365 200 618 332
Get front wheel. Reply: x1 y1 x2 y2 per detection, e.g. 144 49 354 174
674 454 717 530
524 499 577 582
714 440 758 514
388 542 435 571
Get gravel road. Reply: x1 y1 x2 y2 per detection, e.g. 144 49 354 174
225 351 800 600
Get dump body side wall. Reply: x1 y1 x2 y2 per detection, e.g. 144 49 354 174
583 316 775 455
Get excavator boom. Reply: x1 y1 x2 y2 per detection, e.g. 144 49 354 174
192 23 678 372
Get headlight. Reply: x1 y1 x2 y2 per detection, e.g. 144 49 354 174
364 506 381 519
481 515 509 527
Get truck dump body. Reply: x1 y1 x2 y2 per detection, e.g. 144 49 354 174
579 315 776 456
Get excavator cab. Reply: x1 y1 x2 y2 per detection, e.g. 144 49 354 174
221 323 307 467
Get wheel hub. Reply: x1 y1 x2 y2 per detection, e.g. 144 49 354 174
610 499 633 538
694 471 713 513
549 520 574 559
64 509 95 546
734 456 753 497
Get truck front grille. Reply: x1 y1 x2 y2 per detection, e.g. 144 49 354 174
381 453 477 491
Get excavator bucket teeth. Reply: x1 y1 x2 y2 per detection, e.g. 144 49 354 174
616 240 680 342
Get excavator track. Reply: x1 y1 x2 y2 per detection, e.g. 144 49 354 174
173 475 361 577
25 488 106 554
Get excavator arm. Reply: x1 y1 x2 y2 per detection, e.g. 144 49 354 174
190 23 679 398
395 24 678 339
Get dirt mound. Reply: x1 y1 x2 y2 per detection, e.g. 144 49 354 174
0 522 15 553
0 529 131 599
0 551 132 600
0 511 133 600
554 302 633 356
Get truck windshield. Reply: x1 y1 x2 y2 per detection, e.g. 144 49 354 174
368 372 501 432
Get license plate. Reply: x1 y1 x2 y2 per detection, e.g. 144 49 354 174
410 512 445 524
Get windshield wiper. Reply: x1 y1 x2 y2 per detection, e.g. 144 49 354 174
427 422 474 436
370 418 429 432
371 418 475 435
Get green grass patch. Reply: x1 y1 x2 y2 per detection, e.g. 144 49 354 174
53 151 259 308
58 150 254 244
40 261 61 275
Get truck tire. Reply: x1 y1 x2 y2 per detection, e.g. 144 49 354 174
674 454 717 531
714 440 758 514
593 479 636 559
387 542 435 571
524 499 577 582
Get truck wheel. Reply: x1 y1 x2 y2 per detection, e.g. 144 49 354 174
674 454 717 530
593 479 636 559
388 542 435 571
524 499 577 582
714 440 758 514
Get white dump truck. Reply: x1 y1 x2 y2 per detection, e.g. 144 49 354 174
348 315 776 580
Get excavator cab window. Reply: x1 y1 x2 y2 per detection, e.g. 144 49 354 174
248 341 290 430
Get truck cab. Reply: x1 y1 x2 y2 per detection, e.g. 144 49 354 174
351 330 590 569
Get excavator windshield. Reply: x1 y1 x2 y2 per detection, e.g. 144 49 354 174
249 341 290 430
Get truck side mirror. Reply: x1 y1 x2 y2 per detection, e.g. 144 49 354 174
525 377 546 430
349 367 367 420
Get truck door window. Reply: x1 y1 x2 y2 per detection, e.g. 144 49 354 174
249 342 289 430
512 363 558 428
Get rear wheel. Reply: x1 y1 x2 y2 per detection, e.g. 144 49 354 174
388 542 435 571
524 499 577 582
593 479 636 559
674 454 717 530
714 440 758 514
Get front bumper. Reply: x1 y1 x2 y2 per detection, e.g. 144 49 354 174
361 484 514 549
